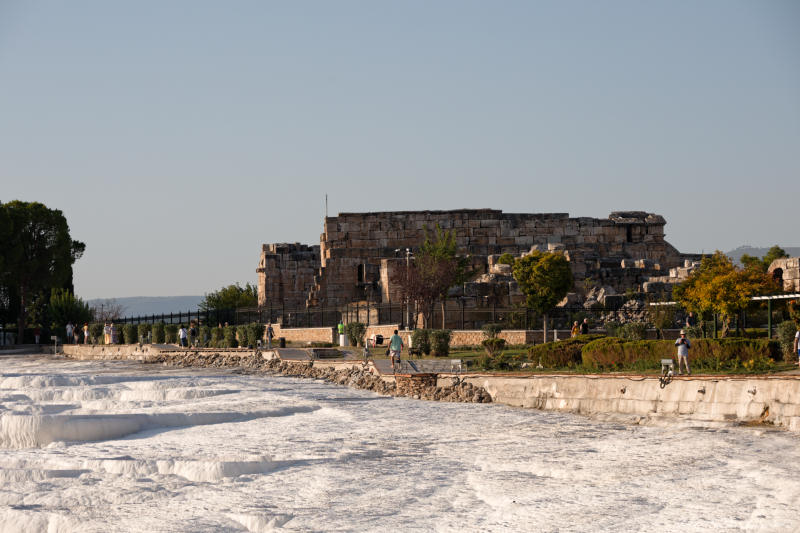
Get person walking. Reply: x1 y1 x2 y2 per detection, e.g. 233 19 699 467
579 318 590 335
571 321 580 338
110 323 118 344
675 329 691 375
73 327 80 345
389 329 404 372
83 323 89 344
103 322 111 344
66 322 74 344
266 323 275 349
34 326 41 345
189 322 197 347
178 325 188 348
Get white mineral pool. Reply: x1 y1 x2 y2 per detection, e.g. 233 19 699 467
0 355 798 532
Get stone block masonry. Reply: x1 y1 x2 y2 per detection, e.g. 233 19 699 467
302 209 696 307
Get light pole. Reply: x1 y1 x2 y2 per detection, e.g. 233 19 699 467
395 248 413 330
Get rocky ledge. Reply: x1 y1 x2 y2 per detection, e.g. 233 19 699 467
147 351 492 404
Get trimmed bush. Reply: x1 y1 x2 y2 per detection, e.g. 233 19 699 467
89 323 104 344
605 321 622 337
476 351 526 371
411 329 431 355
236 325 249 347
211 327 224 348
430 329 451 357
137 323 152 343
582 337 781 372
164 324 178 344
223 326 237 348
199 325 211 347
481 323 503 339
122 324 137 344
528 334 605 368
482 337 506 357
247 323 265 348
344 322 367 347
152 323 165 344
776 321 799 362
620 322 647 341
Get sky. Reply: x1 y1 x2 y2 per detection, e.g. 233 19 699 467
1 1 798 300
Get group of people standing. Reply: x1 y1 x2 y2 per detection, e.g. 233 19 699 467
62 322 90 344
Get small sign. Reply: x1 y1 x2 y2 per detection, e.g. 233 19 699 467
50 336 58 341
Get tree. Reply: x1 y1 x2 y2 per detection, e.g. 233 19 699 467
390 225 473 328
90 299 126 322
47 288 93 332
673 251 779 337
511 251 573 337
0 201 85 341
418 224 473 328
740 245 789 273
200 282 258 311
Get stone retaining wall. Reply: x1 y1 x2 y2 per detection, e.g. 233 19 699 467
459 374 800 431
271 325 336 344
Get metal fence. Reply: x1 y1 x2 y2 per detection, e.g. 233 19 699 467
114 296 797 337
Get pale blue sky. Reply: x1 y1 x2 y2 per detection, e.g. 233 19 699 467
1 1 798 299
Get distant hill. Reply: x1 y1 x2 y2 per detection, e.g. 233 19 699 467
726 245 800 264
87 296 204 318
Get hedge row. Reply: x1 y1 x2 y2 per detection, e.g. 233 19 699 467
581 338 781 372
528 334 605 368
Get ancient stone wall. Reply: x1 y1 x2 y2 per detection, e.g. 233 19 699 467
307 209 692 306
768 257 800 292
257 243 320 309
270 324 336 344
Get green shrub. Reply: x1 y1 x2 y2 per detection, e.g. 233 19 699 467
620 322 647 341
247 323 265 348
529 334 605 368
476 351 525 371
430 329 452 357
740 328 768 339
137 323 152 343
684 325 705 339
152 323 165 344
223 326 238 348
164 324 178 344
199 325 211 347
89 323 104 344
582 337 781 372
211 327 224 347
482 337 506 357
236 325 249 347
344 322 367 347
776 321 799 362
481 323 503 339
122 324 138 344
411 329 431 355
605 321 622 337
497 253 515 265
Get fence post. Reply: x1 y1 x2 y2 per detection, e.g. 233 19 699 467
767 300 773 339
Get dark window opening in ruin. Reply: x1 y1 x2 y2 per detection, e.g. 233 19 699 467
357 264 365 283
626 226 633 243
773 268 784 286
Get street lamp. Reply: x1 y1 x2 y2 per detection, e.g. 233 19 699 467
395 248 413 329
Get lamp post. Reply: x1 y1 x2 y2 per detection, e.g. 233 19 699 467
395 247 413 330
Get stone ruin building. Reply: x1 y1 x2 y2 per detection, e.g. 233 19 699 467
257 209 700 325
768 257 800 293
